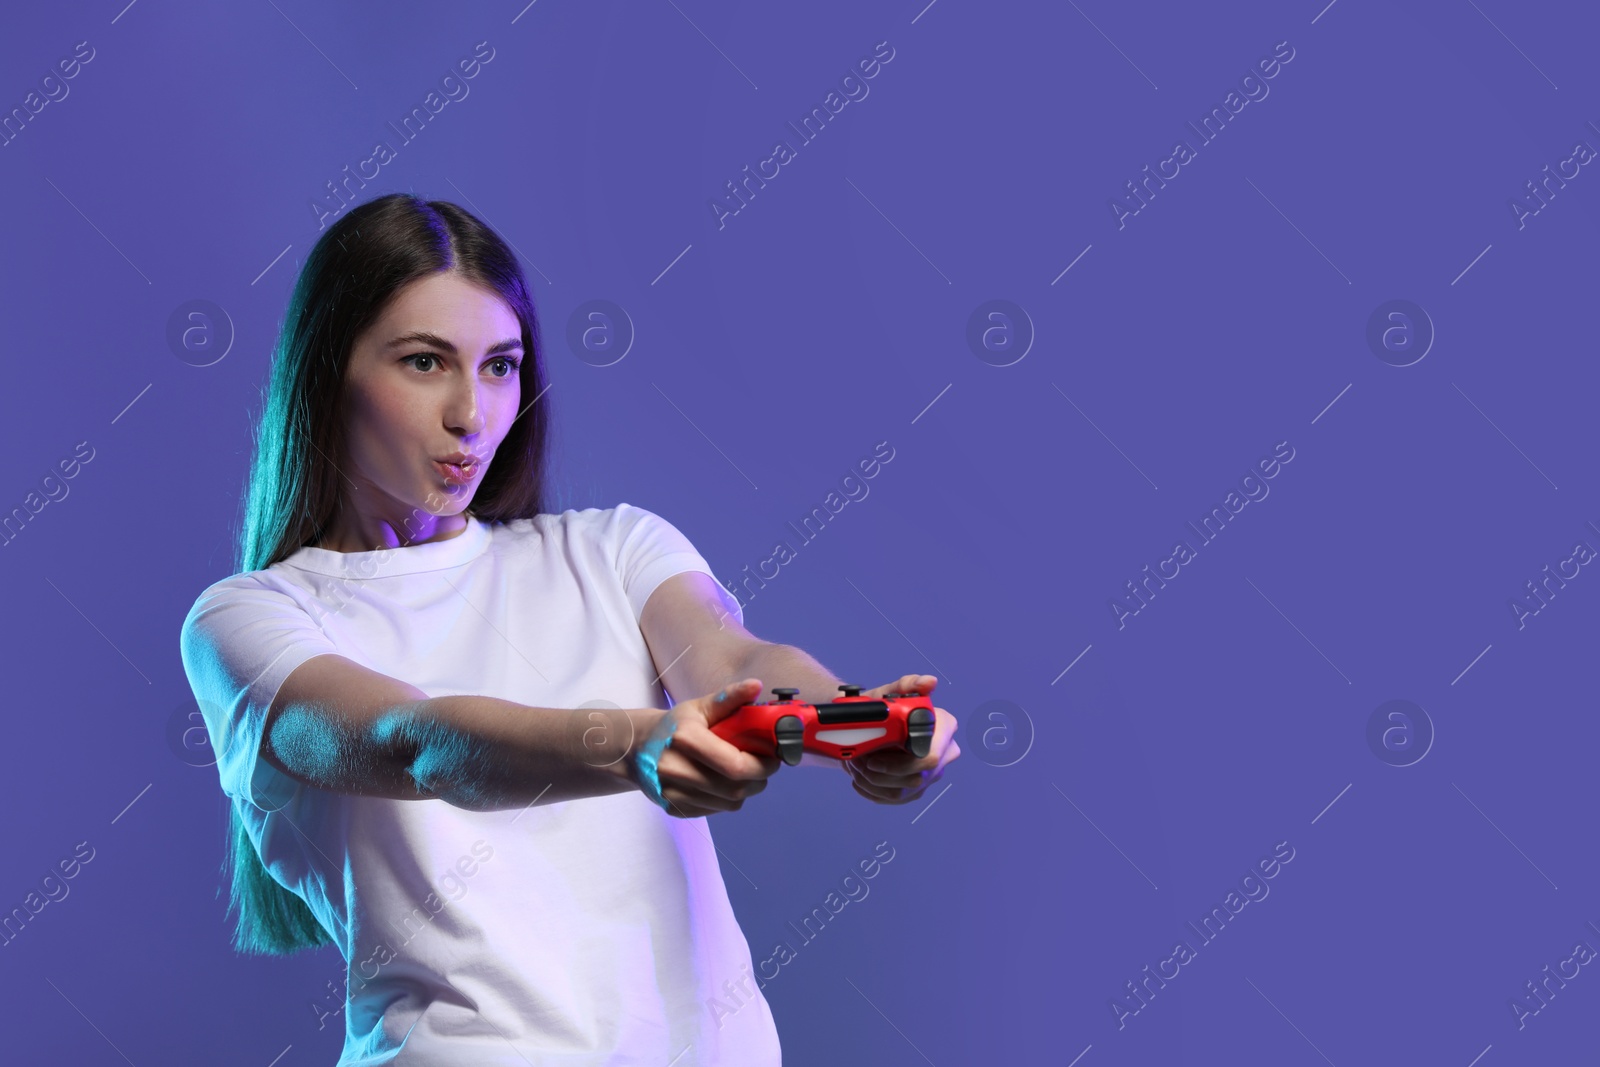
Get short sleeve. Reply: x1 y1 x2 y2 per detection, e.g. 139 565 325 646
609 503 744 627
178 575 343 810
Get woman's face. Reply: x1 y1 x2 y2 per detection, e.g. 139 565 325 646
334 271 524 545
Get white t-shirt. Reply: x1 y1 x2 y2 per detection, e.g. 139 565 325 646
179 504 782 1066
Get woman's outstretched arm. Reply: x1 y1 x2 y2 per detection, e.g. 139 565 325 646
262 652 667 811
639 571 849 767
637 571 961 795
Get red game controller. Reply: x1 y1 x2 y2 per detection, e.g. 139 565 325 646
712 684 937 766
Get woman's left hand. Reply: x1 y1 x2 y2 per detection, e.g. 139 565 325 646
842 674 960 805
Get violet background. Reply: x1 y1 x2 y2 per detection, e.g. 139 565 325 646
1 1 1596 1063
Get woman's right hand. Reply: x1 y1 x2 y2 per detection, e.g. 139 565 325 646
629 678 782 818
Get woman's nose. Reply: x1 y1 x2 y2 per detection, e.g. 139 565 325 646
446 382 486 435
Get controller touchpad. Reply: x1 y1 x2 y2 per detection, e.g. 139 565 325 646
815 727 889 746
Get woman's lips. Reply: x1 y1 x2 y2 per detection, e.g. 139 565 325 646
433 460 476 485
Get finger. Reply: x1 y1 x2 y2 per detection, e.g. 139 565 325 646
847 760 938 791
850 768 928 791
663 797 723 819
858 715 951 777
660 746 778 803
657 749 755 803
873 706 959 777
852 722 959 781
858 749 925 776
699 677 765 723
722 751 782 780
855 763 929 789
674 726 784 785
661 785 744 817
718 677 766 705
689 679 781 780
849 776 922 805
867 673 937 699
896 710 953 777
865 674 915 698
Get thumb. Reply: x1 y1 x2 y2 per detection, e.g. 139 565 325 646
697 677 765 728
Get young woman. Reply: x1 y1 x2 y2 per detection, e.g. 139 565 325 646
178 193 960 1065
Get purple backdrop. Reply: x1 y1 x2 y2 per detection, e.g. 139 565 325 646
1 0 1596 1063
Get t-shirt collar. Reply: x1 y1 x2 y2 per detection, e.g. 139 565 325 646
275 515 492 578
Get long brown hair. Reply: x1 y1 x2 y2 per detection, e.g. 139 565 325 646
225 192 551 954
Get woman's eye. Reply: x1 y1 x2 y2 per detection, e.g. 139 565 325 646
404 354 519 376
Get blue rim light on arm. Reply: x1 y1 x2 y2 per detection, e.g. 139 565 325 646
635 719 677 811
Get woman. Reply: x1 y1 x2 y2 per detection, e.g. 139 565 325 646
178 192 960 1065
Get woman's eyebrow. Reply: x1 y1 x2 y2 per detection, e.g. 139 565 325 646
383 330 524 355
